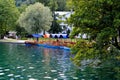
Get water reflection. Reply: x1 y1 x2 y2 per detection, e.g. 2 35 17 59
0 43 78 80
0 43 119 80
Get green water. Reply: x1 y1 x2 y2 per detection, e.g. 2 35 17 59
0 43 119 80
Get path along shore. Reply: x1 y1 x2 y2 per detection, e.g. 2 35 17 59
0 39 26 44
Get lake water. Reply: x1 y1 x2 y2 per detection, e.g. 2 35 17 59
0 43 119 80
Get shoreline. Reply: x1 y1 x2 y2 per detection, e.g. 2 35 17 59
0 39 76 48
0 39 26 44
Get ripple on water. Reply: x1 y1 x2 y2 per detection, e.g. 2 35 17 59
0 67 3 69
32 55 35 57
27 75 32 78
45 72 48 74
0 70 3 72
22 69 26 72
17 66 24 69
14 75 21 78
0 72 5 75
51 70 57 72
41 60 45 62
59 73 67 79
29 78 38 80
4 69 10 71
44 76 52 79
20 77 24 79
36 61 40 63
29 67 34 69
59 73 64 76
72 77 79 80
10 78 14 80
7 74 14 77
28 63 32 65
60 75 67 78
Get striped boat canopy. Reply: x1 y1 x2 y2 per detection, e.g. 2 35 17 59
50 34 69 38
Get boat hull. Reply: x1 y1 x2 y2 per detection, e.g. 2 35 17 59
25 43 70 51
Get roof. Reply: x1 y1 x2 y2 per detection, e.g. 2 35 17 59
32 34 42 38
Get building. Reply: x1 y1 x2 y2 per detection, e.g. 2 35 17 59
8 31 18 39
55 11 73 34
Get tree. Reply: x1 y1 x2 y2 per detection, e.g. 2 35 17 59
49 20 62 33
36 0 50 6
69 0 120 66
35 0 71 33
18 2 53 34
0 0 20 38
56 0 66 11
16 0 71 11
17 4 27 13
36 0 69 11
15 24 28 38
16 5 28 38
66 0 73 11
15 0 35 6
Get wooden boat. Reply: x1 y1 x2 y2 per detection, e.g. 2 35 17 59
25 41 70 51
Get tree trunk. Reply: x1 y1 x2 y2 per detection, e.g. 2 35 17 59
43 30 45 35
114 37 120 49
118 28 120 42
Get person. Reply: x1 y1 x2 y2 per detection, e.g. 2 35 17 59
18 35 21 39
56 39 59 42
56 39 63 46
16 35 18 39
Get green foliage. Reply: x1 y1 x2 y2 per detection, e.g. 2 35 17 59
69 27 81 38
0 0 20 35
15 0 23 6
15 0 35 6
36 0 71 11
56 0 66 11
96 27 116 49
69 0 120 66
17 4 27 13
98 45 120 80
36 0 50 6
48 0 58 11
16 0 72 11
71 39 99 66
18 2 53 33
49 20 62 33
15 25 28 38
66 0 73 11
